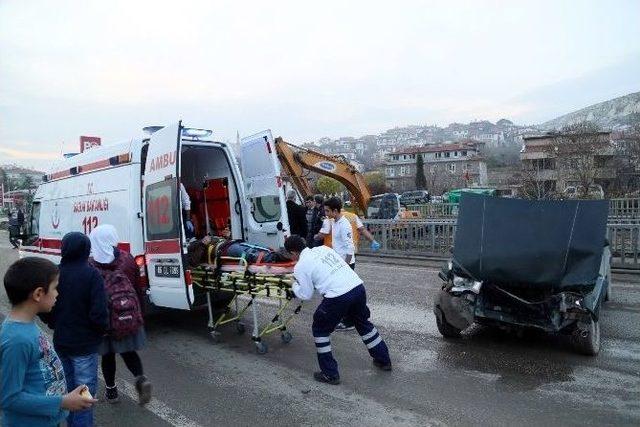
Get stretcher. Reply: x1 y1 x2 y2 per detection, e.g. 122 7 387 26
190 249 302 354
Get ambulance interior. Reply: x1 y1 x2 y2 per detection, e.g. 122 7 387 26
179 145 240 241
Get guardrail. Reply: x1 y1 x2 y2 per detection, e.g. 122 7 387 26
407 198 640 221
359 219 640 270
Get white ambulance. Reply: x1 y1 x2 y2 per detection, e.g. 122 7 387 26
20 122 290 310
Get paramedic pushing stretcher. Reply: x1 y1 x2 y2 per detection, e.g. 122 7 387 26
284 235 392 385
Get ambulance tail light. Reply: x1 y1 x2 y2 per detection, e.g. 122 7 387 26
185 269 192 287
134 255 149 290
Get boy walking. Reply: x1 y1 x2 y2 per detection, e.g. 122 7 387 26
1 257 97 427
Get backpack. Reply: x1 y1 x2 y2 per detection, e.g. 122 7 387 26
102 269 143 340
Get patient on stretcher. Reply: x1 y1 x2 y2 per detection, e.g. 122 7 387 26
187 231 293 268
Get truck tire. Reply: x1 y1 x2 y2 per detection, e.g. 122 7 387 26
435 306 462 339
572 317 600 356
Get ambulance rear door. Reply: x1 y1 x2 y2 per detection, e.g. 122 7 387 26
240 130 290 248
142 122 190 309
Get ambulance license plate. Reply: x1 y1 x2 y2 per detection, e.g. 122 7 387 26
155 265 181 278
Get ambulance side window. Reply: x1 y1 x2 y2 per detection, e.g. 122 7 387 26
251 195 281 223
29 202 41 236
145 179 179 240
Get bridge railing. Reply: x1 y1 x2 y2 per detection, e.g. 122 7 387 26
359 218 640 270
406 198 640 221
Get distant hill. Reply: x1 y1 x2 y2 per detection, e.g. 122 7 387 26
539 91 640 131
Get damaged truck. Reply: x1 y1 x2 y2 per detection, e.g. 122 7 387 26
434 194 611 355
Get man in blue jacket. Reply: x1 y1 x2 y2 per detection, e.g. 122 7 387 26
44 232 108 427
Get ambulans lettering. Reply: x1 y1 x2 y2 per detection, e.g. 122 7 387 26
149 151 177 172
73 198 110 213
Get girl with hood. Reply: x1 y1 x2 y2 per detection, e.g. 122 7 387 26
48 232 108 427
89 225 151 406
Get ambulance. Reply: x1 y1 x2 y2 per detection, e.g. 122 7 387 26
20 122 290 310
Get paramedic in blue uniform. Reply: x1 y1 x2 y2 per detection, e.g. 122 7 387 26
284 235 392 385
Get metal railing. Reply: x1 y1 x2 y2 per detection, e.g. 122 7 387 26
407 198 640 221
359 218 640 270
609 198 640 218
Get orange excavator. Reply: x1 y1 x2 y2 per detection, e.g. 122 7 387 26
274 137 420 219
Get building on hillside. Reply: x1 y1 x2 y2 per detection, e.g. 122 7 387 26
1 166 44 188
520 131 616 197
384 141 487 193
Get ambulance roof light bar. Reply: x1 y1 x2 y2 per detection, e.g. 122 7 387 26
181 128 212 139
142 126 213 140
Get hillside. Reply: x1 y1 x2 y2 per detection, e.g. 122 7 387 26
539 91 640 131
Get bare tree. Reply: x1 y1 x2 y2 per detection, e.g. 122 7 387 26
519 159 557 200
612 124 640 196
548 121 609 198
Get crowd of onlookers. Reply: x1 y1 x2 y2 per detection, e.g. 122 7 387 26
1 225 150 427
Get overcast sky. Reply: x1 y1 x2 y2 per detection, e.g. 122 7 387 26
1 0 639 170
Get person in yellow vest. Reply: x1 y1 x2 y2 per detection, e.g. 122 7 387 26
316 207 379 258
314 198 381 332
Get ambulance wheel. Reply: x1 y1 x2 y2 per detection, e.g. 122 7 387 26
255 341 268 354
236 322 246 334
210 331 221 344
281 331 293 344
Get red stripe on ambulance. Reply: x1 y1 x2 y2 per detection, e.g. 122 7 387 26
144 239 180 254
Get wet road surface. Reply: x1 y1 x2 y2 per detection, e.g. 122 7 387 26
0 234 639 426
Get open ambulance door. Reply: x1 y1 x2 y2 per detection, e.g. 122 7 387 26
142 122 191 310
240 130 290 249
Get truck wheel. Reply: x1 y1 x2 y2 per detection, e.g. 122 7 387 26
435 306 462 339
572 317 600 356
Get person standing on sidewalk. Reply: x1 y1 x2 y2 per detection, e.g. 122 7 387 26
284 235 392 385
89 225 151 406
45 232 108 427
305 196 324 248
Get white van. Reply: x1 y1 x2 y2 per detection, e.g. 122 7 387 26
20 122 290 310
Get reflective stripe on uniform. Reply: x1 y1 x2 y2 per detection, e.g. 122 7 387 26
366 336 383 349
360 328 378 341
317 345 332 354
314 336 331 344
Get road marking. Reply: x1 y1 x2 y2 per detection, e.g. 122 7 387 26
118 379 202 427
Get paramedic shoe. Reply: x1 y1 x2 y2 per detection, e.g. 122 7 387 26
105 385 120 404
313 371 341 385
135 375 152 406
334 322 355 332
373 359 393 371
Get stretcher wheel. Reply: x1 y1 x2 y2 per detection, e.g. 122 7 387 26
210 331 221 344
236 322 246 334
255 341 268 354
281 331 293 344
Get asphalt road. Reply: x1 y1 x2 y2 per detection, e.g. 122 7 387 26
0 233 639 426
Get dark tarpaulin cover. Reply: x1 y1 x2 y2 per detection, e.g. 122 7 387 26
453 194 608 289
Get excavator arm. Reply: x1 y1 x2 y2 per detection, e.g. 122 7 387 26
274 137 371 215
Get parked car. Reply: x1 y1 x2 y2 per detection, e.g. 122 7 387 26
443 188 496 203
400 190 430 205
434 193 611 355
563 184 604 200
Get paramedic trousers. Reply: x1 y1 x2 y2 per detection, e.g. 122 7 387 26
312 284 391 379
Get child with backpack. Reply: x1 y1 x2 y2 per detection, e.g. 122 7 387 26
89 225 151 406
1 257 98 427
